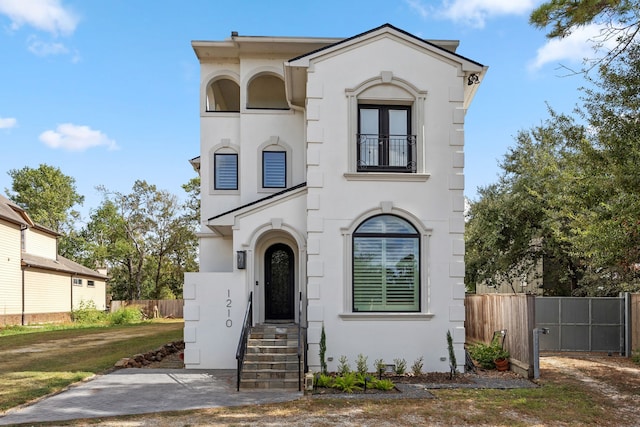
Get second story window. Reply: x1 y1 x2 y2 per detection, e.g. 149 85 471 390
262 151 286 188
214 153 238 190
357 105 416 172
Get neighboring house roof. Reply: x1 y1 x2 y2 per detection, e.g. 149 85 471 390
0 194 33 227
22 253 108 280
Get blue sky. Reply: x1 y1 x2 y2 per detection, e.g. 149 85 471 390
0 0 608 220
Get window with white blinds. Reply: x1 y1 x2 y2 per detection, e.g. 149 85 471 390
214 153 238 190
262 151 286 188
353 215 419 312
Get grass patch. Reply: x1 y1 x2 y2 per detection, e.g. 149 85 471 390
0 320 183 411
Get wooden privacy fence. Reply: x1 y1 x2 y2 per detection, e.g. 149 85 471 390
465 294 536 377
632 293 640 352
110 300 183 319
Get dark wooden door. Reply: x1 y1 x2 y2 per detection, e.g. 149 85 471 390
264 244 294 320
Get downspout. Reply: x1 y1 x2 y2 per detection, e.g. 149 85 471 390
21 224 27 326
21 268 25 326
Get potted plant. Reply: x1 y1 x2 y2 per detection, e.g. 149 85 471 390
468 341 510 370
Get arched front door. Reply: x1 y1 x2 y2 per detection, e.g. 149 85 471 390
264 243 294 321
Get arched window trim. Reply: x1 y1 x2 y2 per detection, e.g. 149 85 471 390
201 71 240 115
257 136 292 193
209 141 240 195
344 73 429 179
244 68 290 111
340 205 433 320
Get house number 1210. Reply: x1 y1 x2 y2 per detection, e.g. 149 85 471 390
226 289 232 327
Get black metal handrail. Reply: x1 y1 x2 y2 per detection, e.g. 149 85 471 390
235 291 253 392
357 134 417 172
297 292 302 391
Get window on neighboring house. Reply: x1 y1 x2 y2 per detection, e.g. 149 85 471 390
353 215 419 312
357 105 415 172
262 151 286 188
73 278 83 286
87 280 95 287
214 153 238 190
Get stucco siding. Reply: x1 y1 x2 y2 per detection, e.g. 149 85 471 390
0 219 23 316
24 269 70 314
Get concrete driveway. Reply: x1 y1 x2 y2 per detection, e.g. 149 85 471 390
0 369 301 425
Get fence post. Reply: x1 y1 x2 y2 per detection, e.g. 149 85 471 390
533 327 550 379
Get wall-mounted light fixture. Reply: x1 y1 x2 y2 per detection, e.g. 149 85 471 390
236 250 246 269
467 73 479 85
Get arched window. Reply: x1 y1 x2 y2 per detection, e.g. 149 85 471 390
206 78 240 112
353 215 419 312
247 74 288 109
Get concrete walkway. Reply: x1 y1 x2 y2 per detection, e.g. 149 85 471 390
0 369 301 425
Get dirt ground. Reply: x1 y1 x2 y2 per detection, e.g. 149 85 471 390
539 352 640 425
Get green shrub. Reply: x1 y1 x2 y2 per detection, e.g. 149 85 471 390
337 355 351 375
356 353 368 375
314 373 334 388
468 340 510 369
71 300 106 324
332 372 361 393
411 356 424 376
374 358 386 378
393 358 407 375
632 349 640 365
108 306 143 325
373 378 395 391
319 325 327 375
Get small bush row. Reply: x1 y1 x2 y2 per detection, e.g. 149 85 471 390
315 371 395 393
71 300 143 326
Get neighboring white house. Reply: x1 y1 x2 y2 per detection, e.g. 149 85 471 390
0 194 107 325
184 24 487 375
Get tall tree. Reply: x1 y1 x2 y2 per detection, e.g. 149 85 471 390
6 164 84 233
530 0 640 69
85 180 198 300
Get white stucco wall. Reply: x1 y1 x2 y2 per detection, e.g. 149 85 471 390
302 34 467 372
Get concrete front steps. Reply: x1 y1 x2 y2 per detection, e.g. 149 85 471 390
240 324 302 390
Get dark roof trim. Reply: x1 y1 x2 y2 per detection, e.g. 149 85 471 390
288 23 484 67
208 182 307 221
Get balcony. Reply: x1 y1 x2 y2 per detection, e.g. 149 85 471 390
357 134 417 172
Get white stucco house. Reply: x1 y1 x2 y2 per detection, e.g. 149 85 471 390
184 24 486 386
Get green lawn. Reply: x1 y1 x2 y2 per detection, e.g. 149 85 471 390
0 320 183 412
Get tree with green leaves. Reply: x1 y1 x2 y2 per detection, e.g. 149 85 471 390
530 0 640 69
6 164 84 233
6 164 85 259
467 38 640 296
85 180 198 300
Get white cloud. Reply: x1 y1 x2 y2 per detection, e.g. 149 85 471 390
405 0 430 19
0 117 17 129
27 35 68 56
39 124 119 151
0 0 79 36
439 0 537 28
528 23 617 71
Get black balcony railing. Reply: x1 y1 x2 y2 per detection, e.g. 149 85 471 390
357 134 417 172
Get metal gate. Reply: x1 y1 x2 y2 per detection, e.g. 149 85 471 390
536 297 626 353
